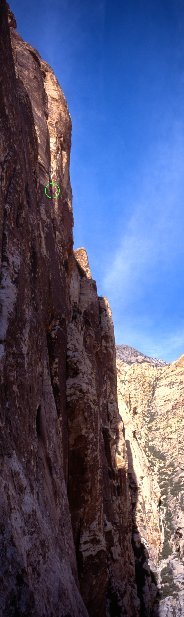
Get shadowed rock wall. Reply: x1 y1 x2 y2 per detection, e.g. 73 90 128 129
0 3 142 615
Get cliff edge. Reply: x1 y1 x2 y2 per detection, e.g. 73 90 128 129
0 3 142 615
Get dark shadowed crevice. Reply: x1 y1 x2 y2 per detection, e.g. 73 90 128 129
126 439 161 616
36 404 42 439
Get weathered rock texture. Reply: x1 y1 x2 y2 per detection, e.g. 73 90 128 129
116 345 184 617
0 3 144 616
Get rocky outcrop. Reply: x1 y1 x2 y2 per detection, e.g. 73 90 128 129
66 252 140 616
116 346 184 617
0 3 142 616
0 3 85 615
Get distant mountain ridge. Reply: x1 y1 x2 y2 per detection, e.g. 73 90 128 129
116 343 169 366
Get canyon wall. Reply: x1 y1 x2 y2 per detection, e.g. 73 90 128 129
116 345 184 617
0 3 141 616
1 5 182 617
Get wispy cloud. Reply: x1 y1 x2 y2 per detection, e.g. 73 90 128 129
102 122 184 306
102 122 184 361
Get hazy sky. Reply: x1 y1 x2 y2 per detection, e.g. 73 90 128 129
10 0 184 362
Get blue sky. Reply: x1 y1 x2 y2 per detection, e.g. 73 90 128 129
10 0 184 362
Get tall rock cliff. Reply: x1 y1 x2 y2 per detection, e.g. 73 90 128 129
0 3 142 616
116 345 184 617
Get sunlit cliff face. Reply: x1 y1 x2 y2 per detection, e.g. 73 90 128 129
116 344 184 616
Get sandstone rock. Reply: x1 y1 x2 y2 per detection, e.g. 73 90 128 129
66 253 140 616
0 3 141 616
116 346 184 617
2 2 181 615
0 2 87 615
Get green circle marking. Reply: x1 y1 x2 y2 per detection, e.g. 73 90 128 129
44 181 60 199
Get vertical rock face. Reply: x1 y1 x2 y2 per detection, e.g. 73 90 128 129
0 3 142 616
116 345 184 617
2 4 182 616
0 3 86 616
67 251 140 616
